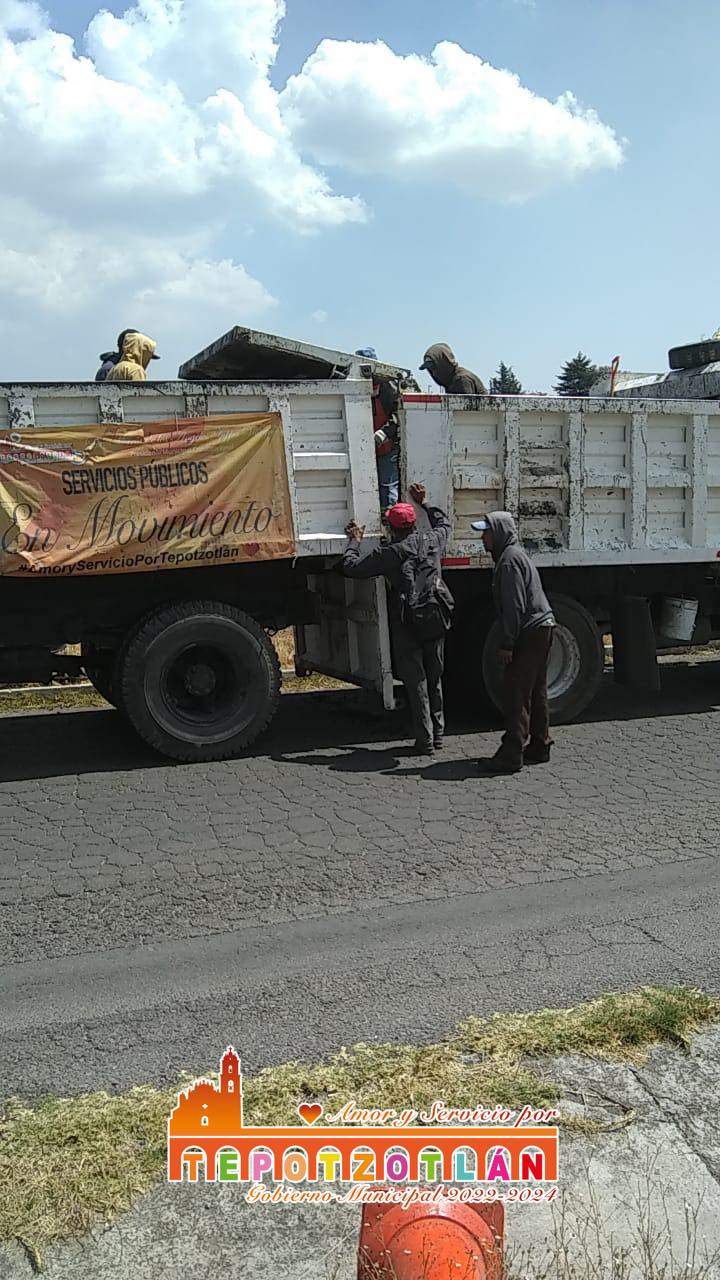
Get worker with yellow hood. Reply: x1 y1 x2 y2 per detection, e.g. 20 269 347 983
106 331 160 382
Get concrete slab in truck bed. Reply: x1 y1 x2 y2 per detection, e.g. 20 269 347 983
178 326 419 387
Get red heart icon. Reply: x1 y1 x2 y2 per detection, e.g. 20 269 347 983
298 1102 323 1125
245 543 260 557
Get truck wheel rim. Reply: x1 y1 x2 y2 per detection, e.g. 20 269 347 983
142 626 265 744
547 625 582 701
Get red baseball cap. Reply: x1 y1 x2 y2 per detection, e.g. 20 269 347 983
385 502 417 529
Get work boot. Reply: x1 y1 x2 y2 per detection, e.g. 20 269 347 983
412 740 435 757
433 736 444 751
523 737 554 765
478 748 522 775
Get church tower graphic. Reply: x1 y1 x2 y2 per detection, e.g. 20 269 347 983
169 1045 243 1138
167 1045 559 1184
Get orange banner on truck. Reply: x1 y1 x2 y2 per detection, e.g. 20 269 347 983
0 413 295 577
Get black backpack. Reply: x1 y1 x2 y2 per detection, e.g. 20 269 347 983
397 532 455 643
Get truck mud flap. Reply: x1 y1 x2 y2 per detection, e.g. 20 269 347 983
611 596 660 692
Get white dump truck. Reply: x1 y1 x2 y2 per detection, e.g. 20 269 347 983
0 326 718 760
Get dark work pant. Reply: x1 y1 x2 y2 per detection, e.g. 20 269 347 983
501 627 553 761
395 639 445 748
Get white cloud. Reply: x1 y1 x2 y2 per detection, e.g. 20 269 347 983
311 309 328 324
280 39 623 200
138 258 275 312
0 0 365 227
0 0 45 34
0 199 275 316
0 0 623 376
134 256 277 359
0 199 276 377
0 0 361 375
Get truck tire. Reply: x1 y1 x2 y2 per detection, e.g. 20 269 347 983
119 601 281 762
81 642 119 708
481 594 604 724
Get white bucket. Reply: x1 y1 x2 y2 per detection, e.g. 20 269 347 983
660 597 699 643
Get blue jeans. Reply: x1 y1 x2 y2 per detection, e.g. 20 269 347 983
377 448 400 511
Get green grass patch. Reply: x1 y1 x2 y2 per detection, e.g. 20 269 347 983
1 986 717 1265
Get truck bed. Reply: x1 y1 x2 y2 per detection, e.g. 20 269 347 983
404 394 720 567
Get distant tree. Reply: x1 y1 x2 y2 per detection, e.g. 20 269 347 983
489 361 523 394
554 352 598 396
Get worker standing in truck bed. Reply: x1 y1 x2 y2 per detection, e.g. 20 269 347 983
106 331 160 382
420 343 487 395
356 347 401 512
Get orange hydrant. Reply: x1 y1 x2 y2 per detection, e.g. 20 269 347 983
357 1198 504 1279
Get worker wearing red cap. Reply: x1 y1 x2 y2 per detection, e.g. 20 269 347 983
342 484 452 755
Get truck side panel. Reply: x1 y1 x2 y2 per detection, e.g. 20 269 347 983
403 395 720 566
0 380 382 553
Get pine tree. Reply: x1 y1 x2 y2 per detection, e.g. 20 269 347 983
554 352 598 396
489 361 523 395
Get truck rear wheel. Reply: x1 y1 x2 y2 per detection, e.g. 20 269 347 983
119 601 281 762
481 594 604 724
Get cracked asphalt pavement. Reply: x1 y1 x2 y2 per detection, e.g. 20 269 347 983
0 660 719 1099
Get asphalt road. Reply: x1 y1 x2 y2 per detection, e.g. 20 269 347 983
1 661 719 1099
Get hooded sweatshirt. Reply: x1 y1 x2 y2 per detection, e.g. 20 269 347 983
342 505 451 652
485 512 555 649
106 332 157 382
95 352 118 382
422 344 487 395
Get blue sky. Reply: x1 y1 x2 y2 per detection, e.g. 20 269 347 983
4 0 719 388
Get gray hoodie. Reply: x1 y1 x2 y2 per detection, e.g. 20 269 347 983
486 512 555 649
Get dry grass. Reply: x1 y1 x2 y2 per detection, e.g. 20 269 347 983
271 628 296 670
454 986 719 1064
355 1174 720 1280
281 674 351 693
0 1089 172 1270
1 987 718 1265
271 628 351 692
502 1160 720 1280
0 687 107 714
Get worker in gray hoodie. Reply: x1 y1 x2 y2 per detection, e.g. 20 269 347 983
472 512 555 773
